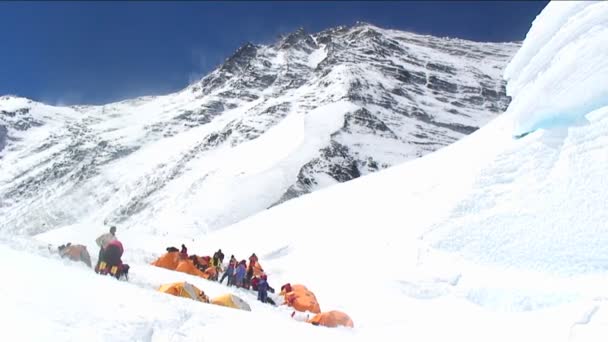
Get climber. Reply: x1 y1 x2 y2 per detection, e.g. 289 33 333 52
180 244 188 259
244 253 258 289
213 249 225 265
95 226 116 270
97 238 129 280
220 256 237 286
257 273 275 304
234 260 247 288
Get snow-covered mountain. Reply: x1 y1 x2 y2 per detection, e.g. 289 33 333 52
2 1 608 341
0 23 518 236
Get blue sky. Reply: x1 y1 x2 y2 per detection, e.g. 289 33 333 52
0 1 548 105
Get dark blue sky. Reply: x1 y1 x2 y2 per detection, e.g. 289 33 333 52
0 1 548 105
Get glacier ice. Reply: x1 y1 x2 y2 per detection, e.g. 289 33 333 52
504 1 608 136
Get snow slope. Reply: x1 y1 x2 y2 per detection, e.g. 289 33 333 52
3 1 608 341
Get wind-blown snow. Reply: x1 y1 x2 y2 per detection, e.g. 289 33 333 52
3 1 608 341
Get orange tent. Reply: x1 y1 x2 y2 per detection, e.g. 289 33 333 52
204 265 217 279
308 310 354 328
175 259 210 279
151 252 181 270
280 284 321 314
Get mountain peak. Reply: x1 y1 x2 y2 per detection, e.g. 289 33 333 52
219 42 258 74
353 20 375 28
278 27 317 50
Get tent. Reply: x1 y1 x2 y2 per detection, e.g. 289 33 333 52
58 243 92 268
210 293 251 311
158 282 210 303
308 310 354 328
204 265 217 279
151 251 181 270
175 259 210 279
151 252 218 280
280 284 321 314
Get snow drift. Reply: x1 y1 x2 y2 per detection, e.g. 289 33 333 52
505 1 608 135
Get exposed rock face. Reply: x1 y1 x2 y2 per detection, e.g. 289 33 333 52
0 24 519 234
0 125 7 152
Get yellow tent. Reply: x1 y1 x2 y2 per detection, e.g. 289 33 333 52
210 293 251 311
158 282 209 303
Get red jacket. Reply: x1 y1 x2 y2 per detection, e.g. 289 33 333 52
251 277 260 291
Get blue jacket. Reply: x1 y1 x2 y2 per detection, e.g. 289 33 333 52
235 264 246 281
258 279 268 293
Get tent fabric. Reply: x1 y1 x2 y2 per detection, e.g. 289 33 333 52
280 284 321 314
150 252 215 280
59 244 92 267
158 282 209 303
151 252 181 270
210 293 251 311
308 310 354 328
204 266 217 279
175 259 210 279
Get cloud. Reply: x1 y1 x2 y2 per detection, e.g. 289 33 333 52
187 47 224 85
39 90 85 107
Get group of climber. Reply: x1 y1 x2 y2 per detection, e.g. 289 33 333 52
209 251 276 305
156 244 276 305
56 225 129 280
